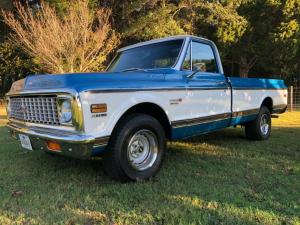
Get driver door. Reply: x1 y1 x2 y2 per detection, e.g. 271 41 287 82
182 40 231 136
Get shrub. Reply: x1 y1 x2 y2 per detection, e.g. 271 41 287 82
2 0 119 74
0 41 40 96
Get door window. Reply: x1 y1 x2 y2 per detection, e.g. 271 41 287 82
191 42 218 73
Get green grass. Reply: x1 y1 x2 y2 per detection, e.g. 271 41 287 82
0 109 299 225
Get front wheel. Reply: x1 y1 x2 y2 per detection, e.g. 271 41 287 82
245 106 271 140
103 114 166 182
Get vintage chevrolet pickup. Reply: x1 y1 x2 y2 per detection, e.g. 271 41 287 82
6 35 287 181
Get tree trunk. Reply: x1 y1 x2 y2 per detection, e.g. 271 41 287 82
239 56 257 78
239 64 250 78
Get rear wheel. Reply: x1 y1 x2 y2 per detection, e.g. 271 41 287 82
103 114 166 182
245 106 271 140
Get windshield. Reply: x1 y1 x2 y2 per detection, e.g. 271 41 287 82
107 39 184 72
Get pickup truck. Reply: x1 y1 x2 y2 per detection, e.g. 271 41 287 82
6 35 287 181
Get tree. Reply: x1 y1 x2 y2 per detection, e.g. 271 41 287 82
170 0 300 79
174 0 248 76
1 0 299 80
268 0 300 84
226 0 283 77
2 0 120 73
125 4 185 41
0 41 40 96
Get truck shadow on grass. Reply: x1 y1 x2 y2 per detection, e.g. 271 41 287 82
0 126 299 224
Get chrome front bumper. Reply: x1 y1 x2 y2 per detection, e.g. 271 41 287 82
6 122 109 158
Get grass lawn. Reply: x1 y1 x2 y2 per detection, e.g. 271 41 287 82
0 108 299 225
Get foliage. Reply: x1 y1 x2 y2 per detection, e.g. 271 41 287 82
0 109 299 224
177 0 248 44
268 0 300 83
0 0 13 11
2 0 120 73
0 41 40 96
125 5 185 41
173 0 300 80
1 0 300 82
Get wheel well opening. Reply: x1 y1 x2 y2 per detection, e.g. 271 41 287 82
261 97 273 112
116 103 172 139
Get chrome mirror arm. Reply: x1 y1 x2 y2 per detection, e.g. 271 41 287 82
186 70 200 79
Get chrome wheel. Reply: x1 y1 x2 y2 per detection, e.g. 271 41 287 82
260 114 270 135
127 129 158 171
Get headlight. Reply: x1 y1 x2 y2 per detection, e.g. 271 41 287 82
58 99 72 124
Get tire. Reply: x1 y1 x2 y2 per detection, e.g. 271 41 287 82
245 106 271 140
103 113 166 182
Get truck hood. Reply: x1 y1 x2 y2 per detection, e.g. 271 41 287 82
10 69 179 94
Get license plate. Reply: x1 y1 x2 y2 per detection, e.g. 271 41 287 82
19 134 33 151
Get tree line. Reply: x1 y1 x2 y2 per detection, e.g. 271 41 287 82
0 0 300 96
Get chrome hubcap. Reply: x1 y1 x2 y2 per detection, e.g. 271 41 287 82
127 129 158 171
260 114 270 135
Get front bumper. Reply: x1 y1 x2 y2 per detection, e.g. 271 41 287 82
6 122 109 159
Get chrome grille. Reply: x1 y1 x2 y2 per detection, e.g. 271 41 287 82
9 96 60 125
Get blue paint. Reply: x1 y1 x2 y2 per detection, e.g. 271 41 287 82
172 113 260 140
23 69 286 93
172 118 231 139
22 69 286 142
230 114 258 126
24 69 180 92
228 77 286 89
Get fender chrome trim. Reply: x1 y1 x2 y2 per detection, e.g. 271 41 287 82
171 108 262 129
232 108 260 118
171 112 231 128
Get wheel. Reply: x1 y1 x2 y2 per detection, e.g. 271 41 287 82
103 114 166 182
245 106 271 140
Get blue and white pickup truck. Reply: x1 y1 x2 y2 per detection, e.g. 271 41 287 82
6 35 287 181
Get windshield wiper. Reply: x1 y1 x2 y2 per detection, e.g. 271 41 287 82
121 68 147 72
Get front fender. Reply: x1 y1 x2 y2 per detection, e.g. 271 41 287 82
79 91 170 137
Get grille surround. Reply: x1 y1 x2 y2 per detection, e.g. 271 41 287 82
8 96 60 125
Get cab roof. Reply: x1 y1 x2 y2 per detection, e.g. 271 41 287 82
118 35 212 52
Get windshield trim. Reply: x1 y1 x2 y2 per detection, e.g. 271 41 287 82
106 38 187 72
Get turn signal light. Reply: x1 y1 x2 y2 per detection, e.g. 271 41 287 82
46 141 61 152
91 104 107 113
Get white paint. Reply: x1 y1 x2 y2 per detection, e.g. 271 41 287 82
79 88 287 138
232 89 287 112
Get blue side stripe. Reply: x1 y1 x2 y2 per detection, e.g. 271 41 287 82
172 118 231 139
171 114 259 140
230 114 257 126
